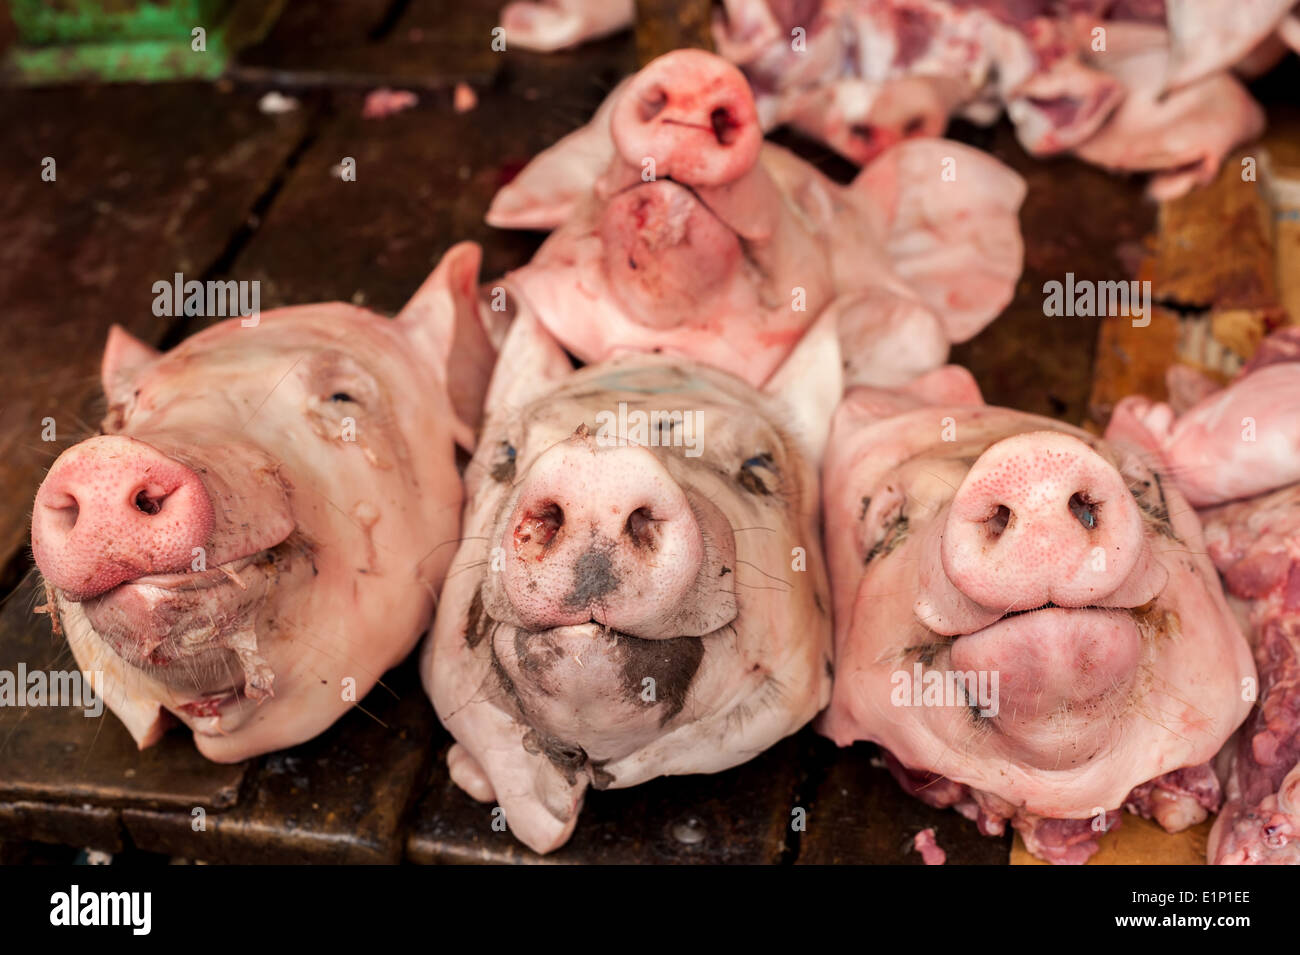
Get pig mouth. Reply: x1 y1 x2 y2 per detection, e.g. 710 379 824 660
940 604 1163 760
70 533 301 676
481 611 712 768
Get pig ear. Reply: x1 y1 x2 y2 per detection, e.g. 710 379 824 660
483 307 574 416
852 140 1025 343
101 325 160 405
762 308 843 463
396 242 497 451
899 365 984 406
484 79 626 231
1104 395 1175 458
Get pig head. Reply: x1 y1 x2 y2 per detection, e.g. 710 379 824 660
30 243 496 762
486 49 1025 390
420 310 839 853
818 365 1255 861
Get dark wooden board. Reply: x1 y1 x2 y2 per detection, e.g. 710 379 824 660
949 122 1155 426
408 730 805 864
636 0 714 63
121 656 435 864
796 738 1010 865
0 83 309 569
0 578 246 844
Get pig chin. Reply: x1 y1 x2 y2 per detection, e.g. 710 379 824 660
488 619 710 767
945 606 1155 766
599 180 746 329
71 536 305 701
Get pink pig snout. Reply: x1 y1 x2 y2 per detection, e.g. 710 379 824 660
941 432 1146 611
610 49 763 187
32 435 215 601
501 437 705 638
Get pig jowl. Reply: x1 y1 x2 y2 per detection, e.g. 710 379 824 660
817 366 1255 863
421 311 837 853
486 48 1025 390
29 243 495 763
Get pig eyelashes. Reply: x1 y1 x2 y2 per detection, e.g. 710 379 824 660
1126 470 1177 539
862 494 910 566
737 453 779 495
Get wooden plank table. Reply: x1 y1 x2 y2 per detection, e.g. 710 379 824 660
0 0 1293 865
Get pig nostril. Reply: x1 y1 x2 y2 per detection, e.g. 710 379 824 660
638 87 667 123
984 504 1011 539
710 106 740 146
1069 492 1099 530
43 495 80 534
515 501 564 559
625 506 657 549
133 489 165 516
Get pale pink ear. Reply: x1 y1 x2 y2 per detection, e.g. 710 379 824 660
852 140 1025 343
101 325 160 405
1157 364 1300 506
396 242 497 451
763 307 843 463
483 307 573 415
899 365 984 407
1104 395 1174 457
484 78 626 231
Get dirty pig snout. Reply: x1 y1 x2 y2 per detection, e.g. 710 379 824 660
480 435 737 640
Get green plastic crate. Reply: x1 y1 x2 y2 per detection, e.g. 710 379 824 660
10 0 230 45
4 0 282 84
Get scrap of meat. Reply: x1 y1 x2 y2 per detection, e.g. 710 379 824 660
1110 331 1300 863
913 827 947 863
1202 490 1300 864
362 87 419 118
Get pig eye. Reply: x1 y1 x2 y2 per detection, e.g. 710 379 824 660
738 453 778 495
329 392 356 403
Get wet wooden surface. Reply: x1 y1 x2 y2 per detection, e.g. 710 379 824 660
0 1 1292 865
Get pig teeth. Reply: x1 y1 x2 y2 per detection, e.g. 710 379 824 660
219 564 248 590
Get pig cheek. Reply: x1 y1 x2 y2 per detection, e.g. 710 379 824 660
599 188 743 328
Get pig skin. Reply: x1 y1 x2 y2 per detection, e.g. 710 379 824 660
31 243 496 762
420 309 838 853
819 365 1255 863
487 49 1025 391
